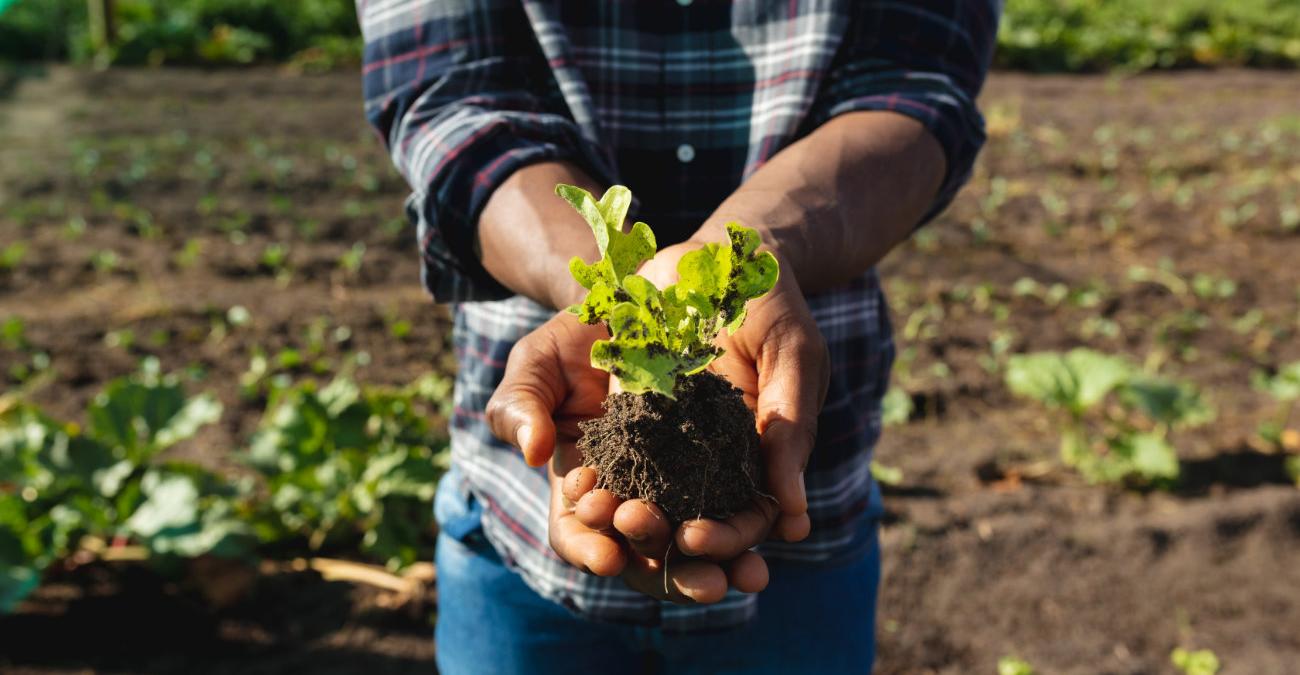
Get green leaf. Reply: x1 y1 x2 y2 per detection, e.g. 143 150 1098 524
559 185 780 396
1171 647 1221 675
869 461 904 486
1120 378 1214 428
997 656 1036 675
1123 432 1181 481
1005 349 1134 414
1284 455 1299 487
0 565 39 614
156 394 223 448
556 184 655 285
882 388 914 427
1253 361 1300 401
718 221 780 333
88 378 222 461
125 472 201 539
125 471 254 559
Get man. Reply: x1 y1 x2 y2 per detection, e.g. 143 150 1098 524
360 1 996 672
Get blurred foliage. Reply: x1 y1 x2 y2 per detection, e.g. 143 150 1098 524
246 374 451 570
0 0 360 66
0 362 450 613
2 0 1300 70
998 0 1300 71
1006 349 1213 487
1171 647 1221 675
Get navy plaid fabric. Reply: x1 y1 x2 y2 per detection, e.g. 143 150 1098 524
359 0 996 631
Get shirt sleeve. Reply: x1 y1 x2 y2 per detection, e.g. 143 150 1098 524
808 0 1001 226
359 0 617 303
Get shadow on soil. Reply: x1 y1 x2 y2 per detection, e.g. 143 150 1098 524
1176 447 1295 496
0 563 435 674
0 62 47 100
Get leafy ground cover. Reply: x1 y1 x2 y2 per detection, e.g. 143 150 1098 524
3 0 1300 71
1 67 1299 672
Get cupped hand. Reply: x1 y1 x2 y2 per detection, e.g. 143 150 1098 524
486 312 768 603
637 240 829 545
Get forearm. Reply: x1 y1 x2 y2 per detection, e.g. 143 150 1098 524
477 161 604 309
692 111 946 293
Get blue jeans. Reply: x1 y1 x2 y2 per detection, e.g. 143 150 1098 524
434 487 881 675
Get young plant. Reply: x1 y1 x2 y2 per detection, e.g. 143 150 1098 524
997 656 1035 675
1005 348 1213 486
246 375 450 569
557 184 778 396
1251 361 1300 452
1170 647 1220 675
0 362 235 612
557 184 778 520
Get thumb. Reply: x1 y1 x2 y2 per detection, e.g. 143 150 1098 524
755 320 829 518
486 338 564 467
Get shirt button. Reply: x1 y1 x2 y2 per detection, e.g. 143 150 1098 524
676 143 695 163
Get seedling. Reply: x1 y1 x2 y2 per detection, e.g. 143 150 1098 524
1170 647 1220 675
0 242 28 272
559 184 776 520
997 656 1035 675
1006 349 1212 486
560 184 776 395
1251 361 1300 455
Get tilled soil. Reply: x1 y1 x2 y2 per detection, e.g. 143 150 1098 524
1 67 1299 674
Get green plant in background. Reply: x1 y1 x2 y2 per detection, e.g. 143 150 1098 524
5 0 1300 70
1171 647 1221 675
1005 348 1213 486
0 359 452 612
0 0 362 66
998 0 1300 72
246 375 450 570
0 359 233 612
997 655 1036 675
1252 361 1300 449
559 184 778 397
882 387 915 427
1252 362 1300 487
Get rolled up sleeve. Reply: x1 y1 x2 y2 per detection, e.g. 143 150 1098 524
360 0 616 303
809 0 1000 226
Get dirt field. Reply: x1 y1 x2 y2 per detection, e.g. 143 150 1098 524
1 67 1299 673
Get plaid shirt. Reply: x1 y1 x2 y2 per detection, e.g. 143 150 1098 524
360 0 997 631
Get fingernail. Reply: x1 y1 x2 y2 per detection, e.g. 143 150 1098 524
673 580 701 602
517 424 533 450
796 471 807 507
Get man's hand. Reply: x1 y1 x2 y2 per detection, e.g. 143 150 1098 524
486 312 770 603
485 238 828 603
631 241 829 547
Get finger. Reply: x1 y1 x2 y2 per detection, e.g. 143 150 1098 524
726 550 769 594
563 466 598 504
575 489 619 531
756 323 829 516
487 341 563 467
550 514 626 577
771 512 811 543
623 554 728 605
675 498 778 560
613 500 671 559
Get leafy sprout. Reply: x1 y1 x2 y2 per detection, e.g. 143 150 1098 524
1005 348 1213 486
557 184 779 397
1171 647 1221 675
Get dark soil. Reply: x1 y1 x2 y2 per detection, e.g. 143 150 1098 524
2 66 1300 673
577 370 761 522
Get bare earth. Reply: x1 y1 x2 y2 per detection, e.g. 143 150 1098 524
1 67 1298 674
